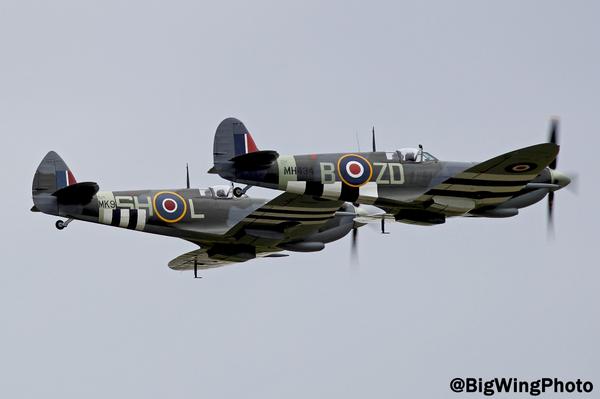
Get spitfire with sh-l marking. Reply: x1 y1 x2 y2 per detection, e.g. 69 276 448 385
32 152 376 275
210 118 572 231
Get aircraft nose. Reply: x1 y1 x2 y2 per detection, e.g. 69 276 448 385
550 169 571 189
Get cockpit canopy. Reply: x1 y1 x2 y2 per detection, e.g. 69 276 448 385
197 185 248 199
199 185 235 199
395 147 438 163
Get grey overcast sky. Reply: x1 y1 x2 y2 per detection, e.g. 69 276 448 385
1 1 598 398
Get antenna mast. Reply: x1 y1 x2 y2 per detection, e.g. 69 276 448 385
186 163 190 189
372 126 376 152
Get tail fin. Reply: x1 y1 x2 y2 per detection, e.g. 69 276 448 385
33 151 77 195
32 151 78 214
213 117 259 166
210 117 280 179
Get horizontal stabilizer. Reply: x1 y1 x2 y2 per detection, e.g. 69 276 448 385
230 150 279 169
52 182 99 205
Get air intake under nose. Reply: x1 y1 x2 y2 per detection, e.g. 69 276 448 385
278 242 325 252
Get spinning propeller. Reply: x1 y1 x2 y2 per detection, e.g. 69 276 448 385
547 119 558 235
351 226 358 259
350 206 363 265
546 118 575 237
349 204 390 265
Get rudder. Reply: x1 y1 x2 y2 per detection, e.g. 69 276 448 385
32 151 78 214
32 151 77 195
213 117 259 166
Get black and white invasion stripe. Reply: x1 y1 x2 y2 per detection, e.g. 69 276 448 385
285 181 379 204
99 208 147 231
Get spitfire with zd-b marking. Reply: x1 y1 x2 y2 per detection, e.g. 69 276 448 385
210 118 572 230
32 151 376 275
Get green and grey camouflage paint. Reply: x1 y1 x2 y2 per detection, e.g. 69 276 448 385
210 118 569 225
32 151 360 270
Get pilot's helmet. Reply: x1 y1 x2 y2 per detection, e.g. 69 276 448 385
398 147 418 161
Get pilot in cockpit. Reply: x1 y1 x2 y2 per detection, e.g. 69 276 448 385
210 185 234 199
397 147 420 162
396 147 438 163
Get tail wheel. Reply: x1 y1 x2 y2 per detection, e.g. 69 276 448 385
55 220 65 230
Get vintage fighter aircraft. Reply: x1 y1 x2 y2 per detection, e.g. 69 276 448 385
209 118 572 230
32 151 372 275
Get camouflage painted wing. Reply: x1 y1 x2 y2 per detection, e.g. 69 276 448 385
225 192 344 237
418 143 559 215
168 193 343 270
169 248 239 270
168 247 288 270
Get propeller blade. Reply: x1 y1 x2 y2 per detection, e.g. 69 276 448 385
547 191 555 238
549 118 559 169
350 227 359 268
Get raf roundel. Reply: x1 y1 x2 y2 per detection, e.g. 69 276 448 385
505 162 538 173
153 191 187 223
337 154 373 187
